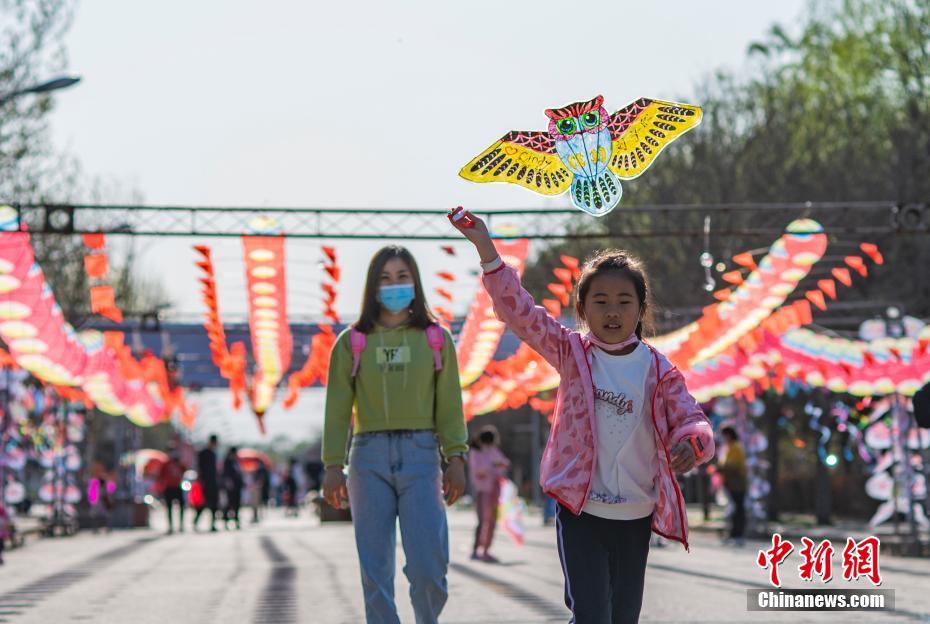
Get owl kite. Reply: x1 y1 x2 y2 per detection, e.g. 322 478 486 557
459 96 702 216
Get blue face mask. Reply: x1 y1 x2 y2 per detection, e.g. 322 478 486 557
378 283 415 313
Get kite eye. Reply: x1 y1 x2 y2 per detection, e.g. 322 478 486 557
581 111 601 129
556 118 577 135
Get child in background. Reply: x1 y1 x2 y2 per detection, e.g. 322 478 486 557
468 425 510 562
450 209 715 624
284 458 299 518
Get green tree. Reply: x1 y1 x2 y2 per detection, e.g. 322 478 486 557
524 0 930 324
0 0 74 201
1 1 170 322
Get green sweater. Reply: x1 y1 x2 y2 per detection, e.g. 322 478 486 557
322 324 468 466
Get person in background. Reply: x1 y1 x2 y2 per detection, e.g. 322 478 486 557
719 426 747 546
194 434 220 532
88 464 114 533
253 460 270 523
261 462 272 509
223 446 244 530
542 496 557 526
468 425 510 562
246 469 261 524
284 458 300 517
914 381 929 428
0 502 11 565
157 447 186 534
271 468 284 507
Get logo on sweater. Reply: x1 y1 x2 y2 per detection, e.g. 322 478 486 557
594 388 634 416
376 346 411 366
589 490 628 504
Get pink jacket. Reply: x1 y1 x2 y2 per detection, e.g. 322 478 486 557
468 446 510 493
483 263 715 551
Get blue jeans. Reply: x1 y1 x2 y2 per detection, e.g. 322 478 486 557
347 430 449 624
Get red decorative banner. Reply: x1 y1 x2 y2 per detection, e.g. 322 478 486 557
285 245 341 409
83 233 122 323
462 343 559 419
84 254 109 279
457 239 530 387
243 236 292 426
284 324 336 408
684 325 930 403
0 229 195 426
461 255 573 417
194 245 247 410
321 246 341 324
652 219 828 368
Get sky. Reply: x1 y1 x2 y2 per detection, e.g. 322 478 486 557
47 0 809 444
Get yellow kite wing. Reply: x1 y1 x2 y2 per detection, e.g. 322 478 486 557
607 98 702 180
459 131 573 196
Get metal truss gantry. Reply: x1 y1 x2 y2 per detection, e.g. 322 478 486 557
7 201 928 239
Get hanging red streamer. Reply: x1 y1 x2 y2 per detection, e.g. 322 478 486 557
82 233 106 250
859 243 883 265
732 251 758 271
194 244 247 411
84 254 109 279
832 267 853 287
844 255 868 277
284 246 343 409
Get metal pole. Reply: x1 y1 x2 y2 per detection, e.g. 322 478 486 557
51 399 67 535
891 396 900 540
896 394 920 550
9 201 919 239
0 367 10 509
112 416 124 527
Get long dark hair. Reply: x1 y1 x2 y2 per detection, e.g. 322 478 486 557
354 245 436 334
573 249 654 339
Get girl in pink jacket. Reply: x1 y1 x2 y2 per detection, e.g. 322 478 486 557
468 425 511 562
450 209 715 624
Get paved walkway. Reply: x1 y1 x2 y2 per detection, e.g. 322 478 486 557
0 507 928 623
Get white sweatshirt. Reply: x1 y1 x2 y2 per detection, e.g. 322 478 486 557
582 342 659 520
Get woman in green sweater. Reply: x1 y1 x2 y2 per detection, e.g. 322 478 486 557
322 245 468 624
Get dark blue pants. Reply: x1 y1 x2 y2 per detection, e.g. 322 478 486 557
727 489 746 539
556 505 652 624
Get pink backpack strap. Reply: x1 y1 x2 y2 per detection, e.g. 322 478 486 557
349 328 367 377
425 323 445 371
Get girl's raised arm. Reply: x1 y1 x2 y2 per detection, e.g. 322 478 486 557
448 208 572 370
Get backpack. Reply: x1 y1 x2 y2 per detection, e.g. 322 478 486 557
350 323 445 377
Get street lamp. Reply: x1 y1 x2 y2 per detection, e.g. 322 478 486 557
0 75 82 106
